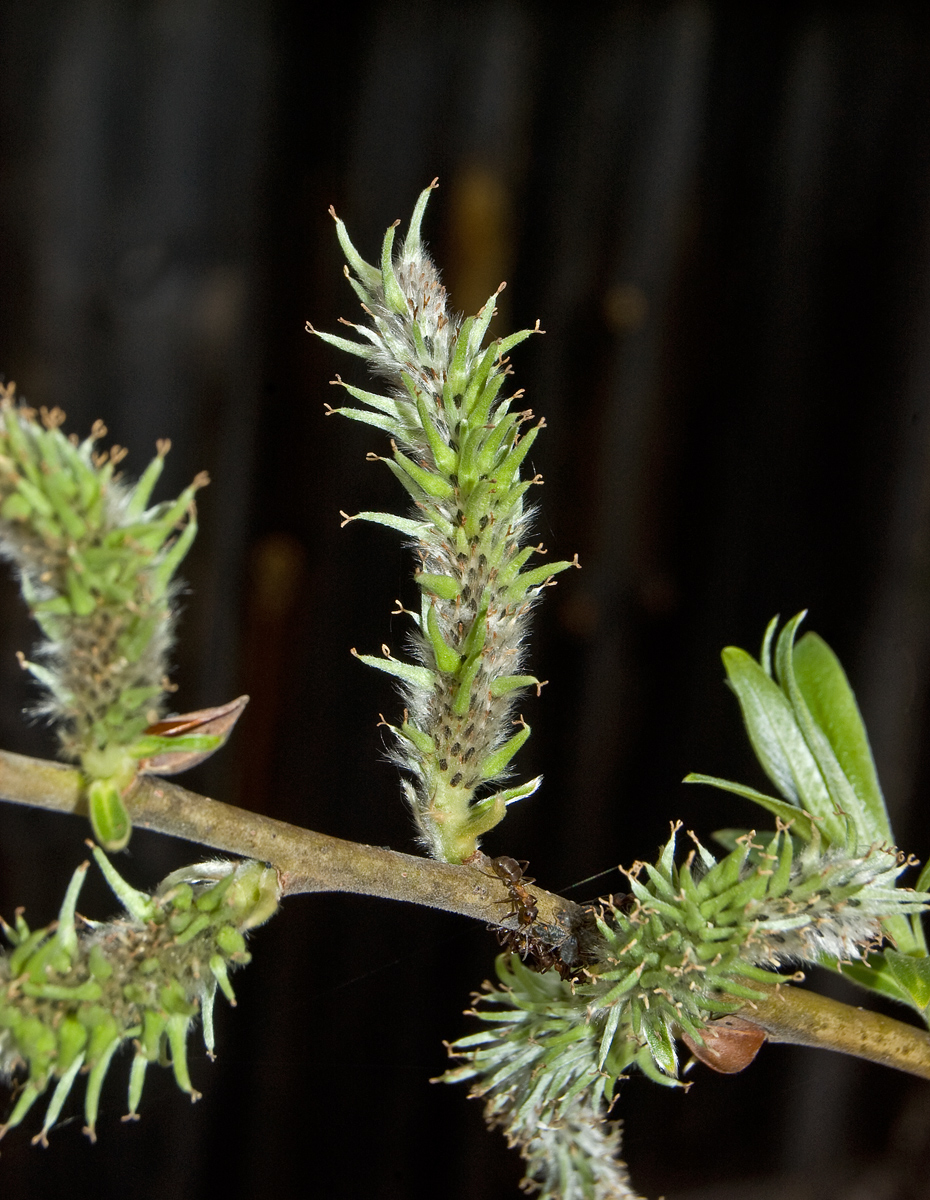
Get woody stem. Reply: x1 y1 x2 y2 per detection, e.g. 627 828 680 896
2 746 930 1080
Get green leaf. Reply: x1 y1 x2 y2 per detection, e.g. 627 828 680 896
774 615 875 848
426 604 462 673
328 405 407 438
916 860 930 895
683 773 814 841
492 423 540 489
447 316 476 397
15 475 55 519
380 220 408 315
391 448 456 500
89 845 156 922
348 511 431 539
760 614 779 677
334 379 407 420
496 545 536 587
467 368 508 429
124 449 167 520
149 513 198 598
331 211 381 293
460 343 500 416
483 775 543 807
792 630 891 842
721 646 845 843
495 328 538 359
452 653 484 717
311 328 374 360
413 390 458 474
473 411 519 476
1 491 32 521
641 1017 678 1079
840 959 916 1008
884 949 930 1011
399 719 435 756
460 794 506 838
467 287 503 360
402 179 437 260
505 559 574 599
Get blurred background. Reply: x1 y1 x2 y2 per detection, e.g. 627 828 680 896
2 2 930 1197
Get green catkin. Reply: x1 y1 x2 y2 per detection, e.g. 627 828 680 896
0 854 279 1142
0 390 211 849
443 826 929 1200
312 181 578 863
442 617 930 1198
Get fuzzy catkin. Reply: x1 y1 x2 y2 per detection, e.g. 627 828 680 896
314 181 577 862
443 827 928 1198
0 852 278 1142
0 391 207 761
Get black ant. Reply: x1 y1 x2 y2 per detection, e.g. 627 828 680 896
487 856 538 927
473 854 589 981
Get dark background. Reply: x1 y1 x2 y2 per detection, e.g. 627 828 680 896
2 2 930 1197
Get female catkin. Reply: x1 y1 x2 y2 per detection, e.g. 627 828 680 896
312 181 577 863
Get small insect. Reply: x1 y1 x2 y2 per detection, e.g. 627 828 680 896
488 856 539 927
472 854 589 981
494 923 582 981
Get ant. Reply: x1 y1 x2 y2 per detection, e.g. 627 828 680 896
473 854 588 981
487 856 538 927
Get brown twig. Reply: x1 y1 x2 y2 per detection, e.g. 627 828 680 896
734 980 930 1080
2 746 930 1080
0 747 581 934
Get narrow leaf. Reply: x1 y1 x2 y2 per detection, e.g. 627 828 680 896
775 614 876 847
329 406 407 438
392 447 455 499
310 328 374 359
416 572 459 601
721 647 841 840
427 604 462 673
760 614 779 678
380 221 408 315
402 179 438 260
642 1016 678 1079
792 630 891 842
481 775 543 808
330 211 381 292
684 773 814 841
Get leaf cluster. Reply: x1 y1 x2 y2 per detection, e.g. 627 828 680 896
687 613 930 1011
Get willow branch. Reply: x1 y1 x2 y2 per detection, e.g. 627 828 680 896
2 745 930 1080
0 747 580 934
733 980 930 1080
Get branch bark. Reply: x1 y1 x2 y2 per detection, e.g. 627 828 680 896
736 980 930 1080
2 746 930 1082
0 747 581 933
